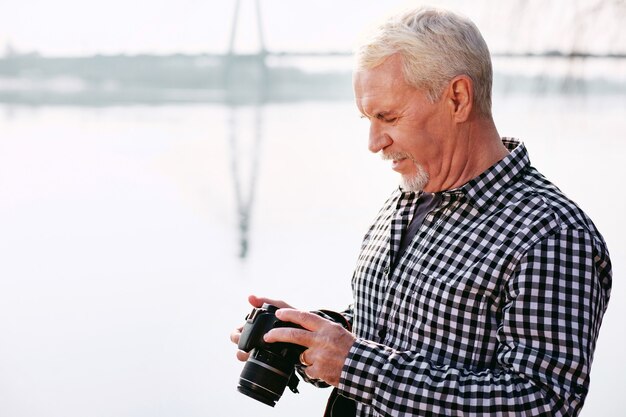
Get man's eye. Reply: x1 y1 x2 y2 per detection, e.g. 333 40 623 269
376 114 397 123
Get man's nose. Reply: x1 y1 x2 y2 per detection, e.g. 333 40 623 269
368 123 393 153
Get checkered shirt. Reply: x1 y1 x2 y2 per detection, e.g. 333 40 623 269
337 138 612 416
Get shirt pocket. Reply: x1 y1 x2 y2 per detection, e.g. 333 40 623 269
404 272 490 369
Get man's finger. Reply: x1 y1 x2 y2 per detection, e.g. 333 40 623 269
236 350 250 362
248 295 293 309
230 326 243 344
275 308 327 331
263 326 315 347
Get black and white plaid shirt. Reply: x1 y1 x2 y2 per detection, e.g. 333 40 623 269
337 138 612 416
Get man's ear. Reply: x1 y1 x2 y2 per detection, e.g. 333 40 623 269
446 75 473 122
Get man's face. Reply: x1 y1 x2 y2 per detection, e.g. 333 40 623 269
353 54 452 193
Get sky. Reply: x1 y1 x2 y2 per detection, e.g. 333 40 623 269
1 0 624 57
1 0 416 56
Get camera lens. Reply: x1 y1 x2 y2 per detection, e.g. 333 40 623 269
237 349 295 407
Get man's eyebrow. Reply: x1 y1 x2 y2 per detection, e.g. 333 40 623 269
360 110 394 119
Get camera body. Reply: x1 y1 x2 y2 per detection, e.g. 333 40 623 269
237 303 303 353
237 303 306 407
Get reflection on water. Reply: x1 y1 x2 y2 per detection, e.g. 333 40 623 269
0 65 625 417
229 105 263 258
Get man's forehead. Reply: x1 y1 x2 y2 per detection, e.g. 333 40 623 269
354 58 416 115
354 55 405 87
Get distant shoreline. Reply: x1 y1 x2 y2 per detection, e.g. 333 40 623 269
1 53 624 105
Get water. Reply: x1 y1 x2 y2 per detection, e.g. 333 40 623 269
0 92 624 416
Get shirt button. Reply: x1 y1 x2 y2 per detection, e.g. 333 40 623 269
378 328 387 340
382 266 389 275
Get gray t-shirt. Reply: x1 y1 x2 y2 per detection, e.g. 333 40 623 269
396 192 441 261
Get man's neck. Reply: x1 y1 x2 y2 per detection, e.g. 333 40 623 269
424 116 509 193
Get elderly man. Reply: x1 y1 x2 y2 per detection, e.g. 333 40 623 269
231 7 611 417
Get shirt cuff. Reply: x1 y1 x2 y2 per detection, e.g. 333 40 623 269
338 338 394 405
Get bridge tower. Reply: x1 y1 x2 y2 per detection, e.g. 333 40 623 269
225 0 267 259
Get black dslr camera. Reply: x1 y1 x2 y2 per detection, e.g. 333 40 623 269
236 303 306 407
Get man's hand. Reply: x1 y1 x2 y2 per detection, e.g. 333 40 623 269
230 295 294 362
263 308 356 387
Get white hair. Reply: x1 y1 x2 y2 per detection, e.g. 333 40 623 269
382 151 430 191
401 163 429 192
355 7 493 117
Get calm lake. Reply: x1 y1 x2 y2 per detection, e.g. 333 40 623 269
0 85 625 415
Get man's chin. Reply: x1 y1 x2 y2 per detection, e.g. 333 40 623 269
400 173 429 192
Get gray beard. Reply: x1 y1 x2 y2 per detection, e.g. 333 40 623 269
381 151 429 192
400 163 429 192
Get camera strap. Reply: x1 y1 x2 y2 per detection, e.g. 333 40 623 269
287 372 301 394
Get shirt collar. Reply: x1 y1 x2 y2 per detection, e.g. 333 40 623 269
439 137 530 208
393 138 529 209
